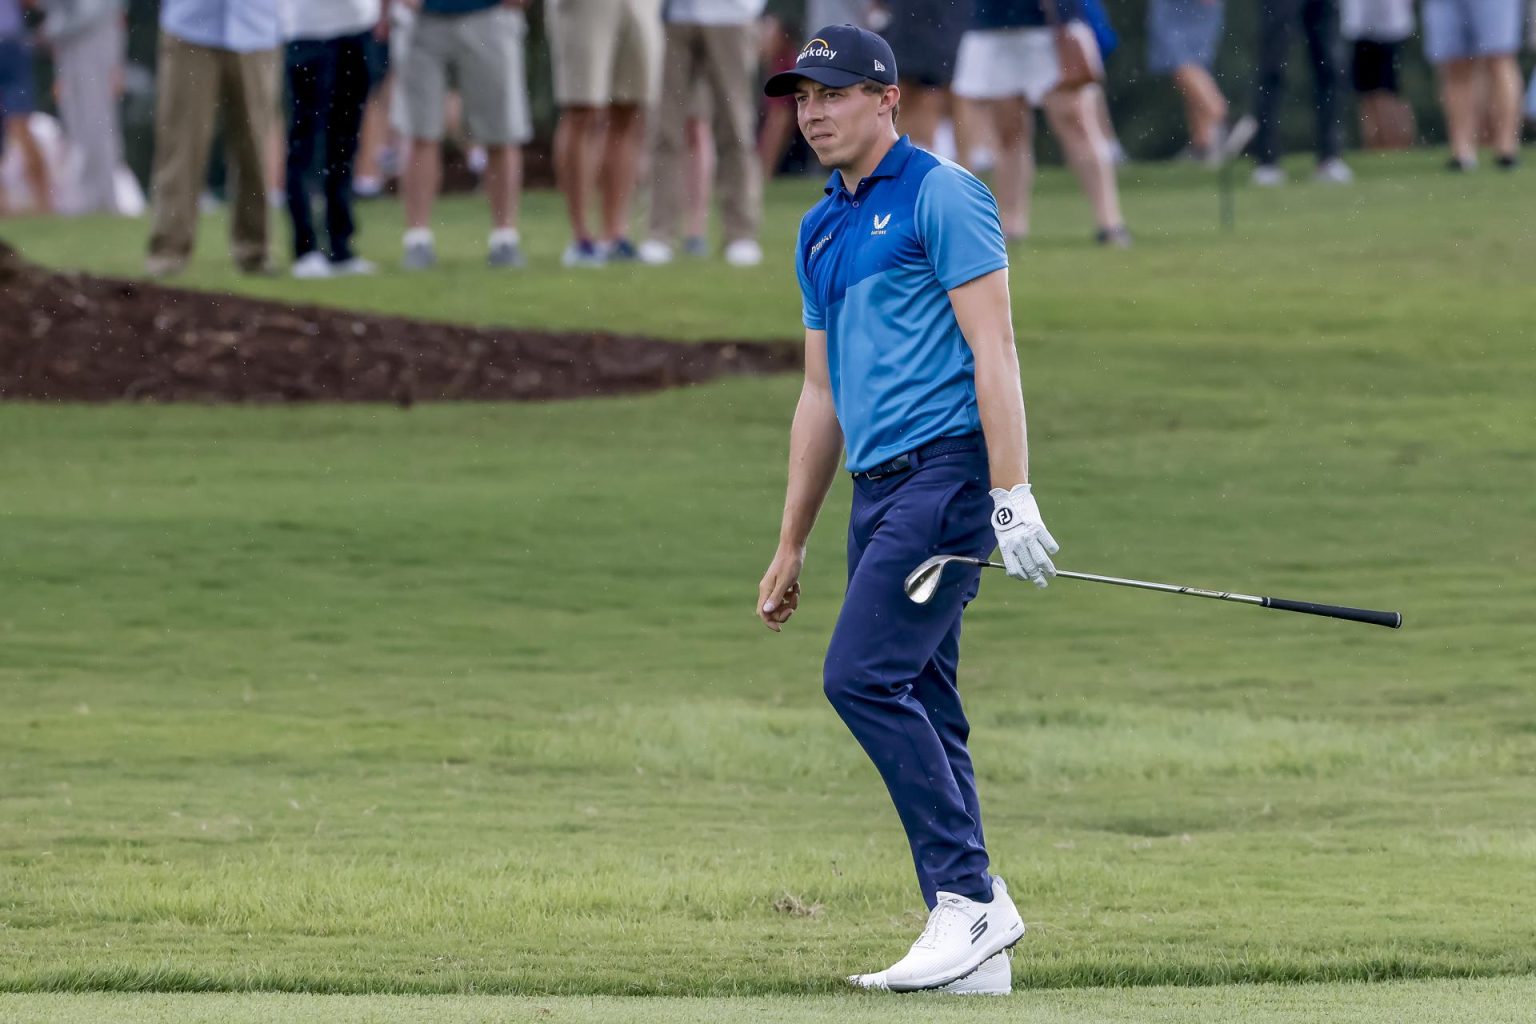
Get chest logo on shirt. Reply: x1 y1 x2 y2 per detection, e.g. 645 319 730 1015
808 232 835 263
871 213 892 236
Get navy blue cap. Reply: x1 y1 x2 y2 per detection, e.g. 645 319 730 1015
763 25 898 97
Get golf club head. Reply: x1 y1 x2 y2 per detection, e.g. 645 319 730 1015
904 555 959 605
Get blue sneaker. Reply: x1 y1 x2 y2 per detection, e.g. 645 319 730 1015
561 239 605 269
604 238 640 263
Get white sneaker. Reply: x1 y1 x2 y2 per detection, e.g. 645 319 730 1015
1252 164 1287 187
638 239 674 265
724 238 763 267
291 251 333 279
331 256 377 276
849 951 1011 995
1314 158 1354 185
876 877 1026 992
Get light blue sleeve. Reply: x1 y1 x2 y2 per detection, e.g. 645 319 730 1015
795 218 826 330
914 164 1009 292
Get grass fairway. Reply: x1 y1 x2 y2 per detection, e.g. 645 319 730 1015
2 154 1534 1016
6 978 1536 1023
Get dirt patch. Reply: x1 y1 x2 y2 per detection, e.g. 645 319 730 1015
0 241 801 406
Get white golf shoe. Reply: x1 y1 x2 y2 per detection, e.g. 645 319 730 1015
857 876 1026 992
849 950 1012 995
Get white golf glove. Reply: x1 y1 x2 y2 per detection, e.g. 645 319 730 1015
989 483 1059 588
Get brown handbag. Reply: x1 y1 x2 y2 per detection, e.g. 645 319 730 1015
1041 0 1105 90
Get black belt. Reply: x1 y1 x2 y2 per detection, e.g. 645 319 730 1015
852 434 981 481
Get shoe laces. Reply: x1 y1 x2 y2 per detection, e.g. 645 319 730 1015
913 893 970 949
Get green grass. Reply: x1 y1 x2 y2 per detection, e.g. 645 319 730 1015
1 153 1534 1015
7 978 1536 1023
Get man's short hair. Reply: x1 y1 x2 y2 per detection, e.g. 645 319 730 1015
860 79 899 126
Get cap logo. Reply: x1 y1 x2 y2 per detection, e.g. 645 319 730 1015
873 60 886 72
798 39 837 62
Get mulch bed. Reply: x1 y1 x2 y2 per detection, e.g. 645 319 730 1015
0 241 801 406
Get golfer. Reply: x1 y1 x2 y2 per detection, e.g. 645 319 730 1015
756 25 1059 995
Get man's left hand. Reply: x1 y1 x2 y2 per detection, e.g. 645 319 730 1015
990 483 1059 588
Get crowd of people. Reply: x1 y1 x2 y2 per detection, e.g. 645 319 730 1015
0 0 1533 274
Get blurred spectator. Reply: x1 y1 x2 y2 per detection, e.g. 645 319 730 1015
1340 0 1415 149
639 0 764 267
757 7 800 176
681 84 713 256
951 0 1130 246
38 0 124 215
1078 0 1127 165
144 0 280 277
870 0 968 152
353 54 398 198
283 0 381 279
548 0 662 267
0 0 55 214
1147 0 1232 163
1251 0 1352 186
393 0 531 271
806 0 866 30
1422 0 1522 169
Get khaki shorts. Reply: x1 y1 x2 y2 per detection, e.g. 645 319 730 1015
547 0 663 107
396 6 532 145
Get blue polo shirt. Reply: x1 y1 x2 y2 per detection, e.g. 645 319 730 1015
795 137 1008 473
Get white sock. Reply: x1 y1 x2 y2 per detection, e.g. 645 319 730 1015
403 227 433 247
489 228 520 248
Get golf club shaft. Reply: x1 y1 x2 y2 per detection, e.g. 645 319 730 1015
952 558 1402 629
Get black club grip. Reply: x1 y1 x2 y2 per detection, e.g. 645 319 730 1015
1262 596 1402 629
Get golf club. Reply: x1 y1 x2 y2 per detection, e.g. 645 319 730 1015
904 554 1402 629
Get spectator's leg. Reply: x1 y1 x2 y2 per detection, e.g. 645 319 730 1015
355 73 394 193
54 15 124 213
403 139 442 230
284 40 329 261
548 0 622 247
396 11 449 234
951 96 996 172
647 23 696 247
1437 59 1479 164
224 46 279 272
600 103 646 245
555 106 602 243
1301 0 1345 162
146 34 221 271
1485 54 1521 159
1172 64 1227 152
5 116 53 215
1253 0 1295 167
986 97 1033 239
683 118 714 242
1043 85 1124 231
900 82 945 151
482 145 522 231
453 5 531 235
322 34 373 261
701 22 761 246
600 0 662 245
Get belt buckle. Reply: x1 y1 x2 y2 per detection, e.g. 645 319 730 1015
867 453 911 480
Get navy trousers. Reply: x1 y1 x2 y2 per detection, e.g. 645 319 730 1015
823 438 998 909
285 32 374 262
1253 0 1345 165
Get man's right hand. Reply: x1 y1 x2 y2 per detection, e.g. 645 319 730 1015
757 547 805 632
